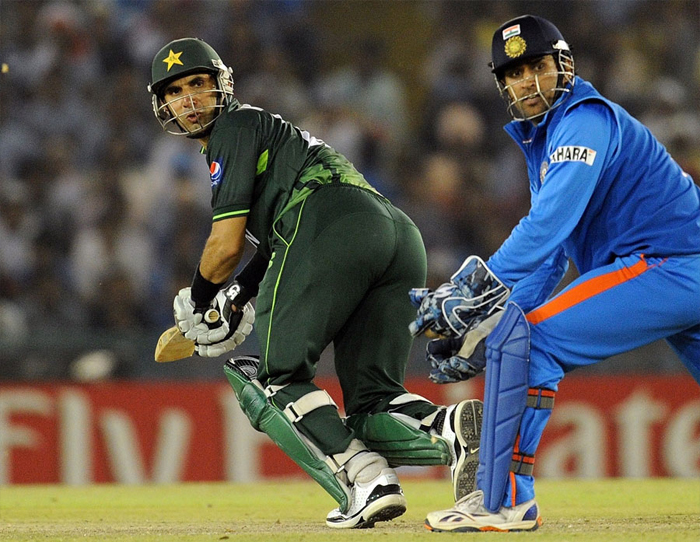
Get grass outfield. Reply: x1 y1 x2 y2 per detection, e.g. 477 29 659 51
1 479 699 541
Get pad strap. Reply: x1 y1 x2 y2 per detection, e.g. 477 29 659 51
526 388 555 409
387 393 440 432
507 389 554 477
325 438 367 480
264 383 287 397
388 393 433 407
282 390 337 423
511 452 535 476
264 384 338 423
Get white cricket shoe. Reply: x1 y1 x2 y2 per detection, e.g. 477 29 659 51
424 490 542 532
441 399 483 501
325 468 406 529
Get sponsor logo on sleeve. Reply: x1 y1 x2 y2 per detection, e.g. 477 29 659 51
210 160 223 186
549 146 597 166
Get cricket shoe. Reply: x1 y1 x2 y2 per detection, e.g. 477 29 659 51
440 399 483 501
424 490 542 532
325 468 406 529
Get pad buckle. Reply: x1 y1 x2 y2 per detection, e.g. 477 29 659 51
282 389 337 423
526 388 555 409
511 451 535 476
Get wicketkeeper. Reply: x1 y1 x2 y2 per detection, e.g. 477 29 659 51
411 14 700 533
148 37 484 529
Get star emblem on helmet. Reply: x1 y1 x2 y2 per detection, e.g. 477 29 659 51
163 49 184 71
504 36 527 59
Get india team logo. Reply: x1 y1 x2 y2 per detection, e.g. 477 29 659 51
505 36 527 59
210 161 223 186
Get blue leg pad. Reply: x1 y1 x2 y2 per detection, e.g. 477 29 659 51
476 302 530 513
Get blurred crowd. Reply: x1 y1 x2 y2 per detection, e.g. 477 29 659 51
1 0 698 380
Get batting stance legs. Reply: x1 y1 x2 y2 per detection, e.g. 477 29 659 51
225 186 483 528
426 254 700 532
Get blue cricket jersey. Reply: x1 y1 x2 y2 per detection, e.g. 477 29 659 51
487 76 700 288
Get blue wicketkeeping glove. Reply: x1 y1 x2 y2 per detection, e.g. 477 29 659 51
409 256 509 338
427 337 468 384
425 310 503 383
408 283 475 337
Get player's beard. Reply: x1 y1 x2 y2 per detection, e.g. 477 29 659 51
170 103 217 138
182 106 215 132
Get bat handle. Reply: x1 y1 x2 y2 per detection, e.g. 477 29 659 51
204 309 220 323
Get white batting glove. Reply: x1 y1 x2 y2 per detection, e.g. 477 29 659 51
196 301 255 357
192 285 251 344
173 287 209 340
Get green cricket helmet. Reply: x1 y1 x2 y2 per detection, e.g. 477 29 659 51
148 38 234 137
489 15 575 121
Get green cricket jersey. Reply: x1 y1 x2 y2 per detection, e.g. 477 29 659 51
205 99 379 257
204 100 432 458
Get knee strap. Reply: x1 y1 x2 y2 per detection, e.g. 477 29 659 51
477 302 531 513
265 386 337 424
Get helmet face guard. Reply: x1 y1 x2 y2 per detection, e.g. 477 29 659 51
490 15 575 122
148 38 234 137
494 48 575 122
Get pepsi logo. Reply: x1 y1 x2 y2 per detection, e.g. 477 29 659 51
210 161 223 186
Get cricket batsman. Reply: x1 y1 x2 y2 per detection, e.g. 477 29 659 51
148 37 484 529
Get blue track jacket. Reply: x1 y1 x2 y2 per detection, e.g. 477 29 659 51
487 77 700 292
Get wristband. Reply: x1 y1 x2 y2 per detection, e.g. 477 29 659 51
235 251 269 297
191 265 224 309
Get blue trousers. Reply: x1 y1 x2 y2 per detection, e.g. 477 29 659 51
505 253 700 506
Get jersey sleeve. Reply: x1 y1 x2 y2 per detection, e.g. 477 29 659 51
508 245 568 312
206 113 261 222
488 101 616 287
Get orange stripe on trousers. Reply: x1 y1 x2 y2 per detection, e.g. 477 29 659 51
526 257 649 325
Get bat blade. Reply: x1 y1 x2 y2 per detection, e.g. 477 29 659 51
155 326 196 362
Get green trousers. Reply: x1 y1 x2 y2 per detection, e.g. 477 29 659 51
255 184 431 454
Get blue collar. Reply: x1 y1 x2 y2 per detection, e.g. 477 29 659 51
503 77 599 145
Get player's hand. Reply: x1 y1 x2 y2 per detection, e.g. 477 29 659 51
408 284 475 338
409 256 509 338
426 310 503 383
426 337 467 383
195 300 255 357
429 338 486 383
173 283 255 344
449 255 509 317
173 287 208 340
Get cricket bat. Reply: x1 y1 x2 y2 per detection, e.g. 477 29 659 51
154 309 220 362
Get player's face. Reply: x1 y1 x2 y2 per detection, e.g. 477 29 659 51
503 55 560 122
162 73 218 134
